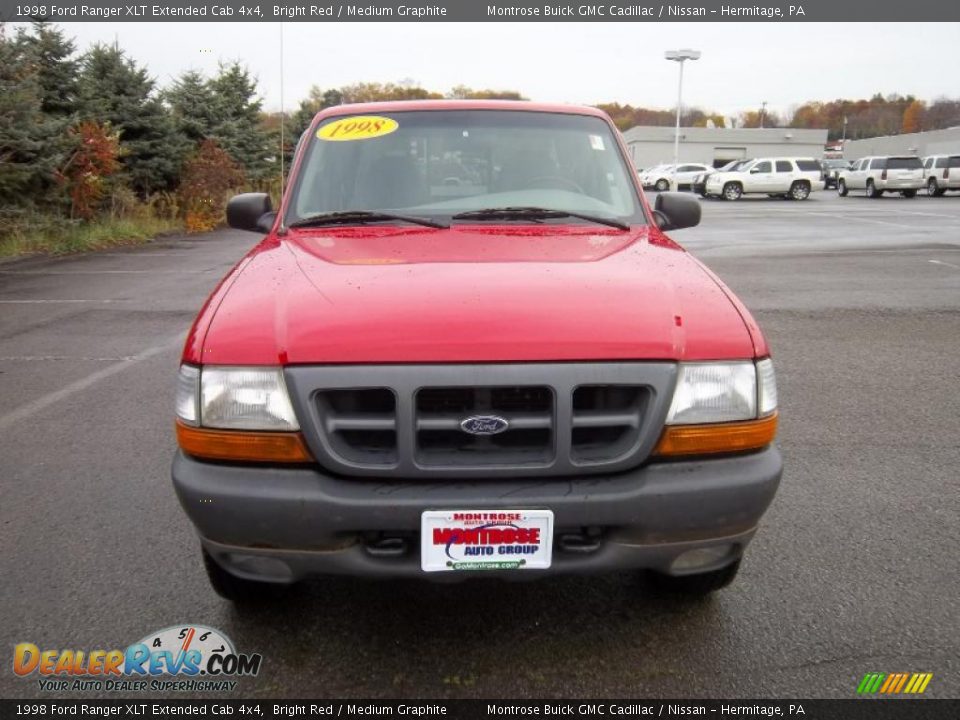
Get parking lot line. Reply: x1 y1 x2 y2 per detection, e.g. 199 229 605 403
0 269 213 275
928 259 960 270
0 332 184 432
0 299 129 304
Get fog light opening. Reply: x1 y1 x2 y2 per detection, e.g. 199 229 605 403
671 544 735 573
224 553 294 582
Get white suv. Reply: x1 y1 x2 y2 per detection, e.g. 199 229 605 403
838 156 924 198
642 163 712 191
922 155 960 196
704 157 825 200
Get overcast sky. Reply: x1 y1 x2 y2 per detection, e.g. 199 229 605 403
44 22 960 118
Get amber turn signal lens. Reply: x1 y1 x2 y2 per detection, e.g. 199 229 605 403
176 421 314 463
653 412 778 458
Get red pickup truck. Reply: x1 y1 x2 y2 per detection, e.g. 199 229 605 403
172 101 781 602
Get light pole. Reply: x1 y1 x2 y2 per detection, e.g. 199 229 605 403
760 100 767 129
664 49 700 191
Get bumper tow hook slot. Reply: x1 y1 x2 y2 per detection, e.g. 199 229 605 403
365 537 408 557
558 533 602 554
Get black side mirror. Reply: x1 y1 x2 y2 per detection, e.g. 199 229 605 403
654 192 701 231
226 193 274 233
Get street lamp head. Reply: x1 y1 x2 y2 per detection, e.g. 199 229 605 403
665 49 701 61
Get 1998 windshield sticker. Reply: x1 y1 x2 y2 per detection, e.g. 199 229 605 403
13 625 261 693
317 115 399 141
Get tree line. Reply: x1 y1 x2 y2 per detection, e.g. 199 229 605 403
3 21 959 251
598 95 960 140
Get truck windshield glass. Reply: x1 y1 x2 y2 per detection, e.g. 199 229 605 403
288 110 645 226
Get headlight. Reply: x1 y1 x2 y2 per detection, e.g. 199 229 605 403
175 364 310 463
199 367 299 430
175 365 200 427
756 357 777 416
655 358 778 457
176 365 299 430
666 361 757 424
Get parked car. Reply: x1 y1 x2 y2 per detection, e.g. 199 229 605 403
692 159 753 196
704 157 825 200
821 159 849 189
922 155 960 196
173 100 781 602
638 164 674 189
642 163 712 191
838 156 924 198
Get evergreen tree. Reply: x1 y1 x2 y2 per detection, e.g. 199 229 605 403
0 26 64 209
17 21 79 118
209 62 270 182
165 70 220 145
78 43 184 196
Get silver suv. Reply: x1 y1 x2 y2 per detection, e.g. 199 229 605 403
922 155 960 196
838 156 924 198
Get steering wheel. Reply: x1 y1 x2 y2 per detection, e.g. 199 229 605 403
523 176 585 193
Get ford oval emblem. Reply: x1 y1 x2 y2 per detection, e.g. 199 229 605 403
459 415 510 435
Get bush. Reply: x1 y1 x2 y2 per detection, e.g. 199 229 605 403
179 139 245 233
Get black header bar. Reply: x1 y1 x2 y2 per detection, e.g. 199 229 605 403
2 0 960 23
0 699 956 719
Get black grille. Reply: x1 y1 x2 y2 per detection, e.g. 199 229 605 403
288 363 675 478
571 385 646 463
315 388 398 465
415 386 554 467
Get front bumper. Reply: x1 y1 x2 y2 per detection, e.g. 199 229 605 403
172 446 782 582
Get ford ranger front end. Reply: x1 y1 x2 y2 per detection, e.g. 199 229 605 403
171 101 782 601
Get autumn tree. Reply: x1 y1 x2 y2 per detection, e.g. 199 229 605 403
78 44 183 196
178 139 245 233
901 100 925 134
59 121 120 219
446 86 525 100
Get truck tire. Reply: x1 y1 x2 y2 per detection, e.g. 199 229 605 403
838 179 849 197
789 181 811 201
722 182 742 201
866 179 882 198
645 560 742 596
202 549 286 603
927 178 944 197
655 178 670 191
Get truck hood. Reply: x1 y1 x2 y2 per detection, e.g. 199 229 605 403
194 225 757 365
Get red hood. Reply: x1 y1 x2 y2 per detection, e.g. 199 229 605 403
187 225 759 365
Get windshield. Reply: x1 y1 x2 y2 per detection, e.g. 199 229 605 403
288 110 645 226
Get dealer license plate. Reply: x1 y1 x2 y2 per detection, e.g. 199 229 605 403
420 509 554 572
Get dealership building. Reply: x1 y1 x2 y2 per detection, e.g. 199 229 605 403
623 126 829 170
842 126 960 159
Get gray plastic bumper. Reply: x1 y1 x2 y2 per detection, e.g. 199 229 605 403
171 447 782 582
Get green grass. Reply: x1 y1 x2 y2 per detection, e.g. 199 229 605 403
0 216 184 258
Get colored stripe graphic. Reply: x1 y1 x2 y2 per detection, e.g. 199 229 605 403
858 672 933 695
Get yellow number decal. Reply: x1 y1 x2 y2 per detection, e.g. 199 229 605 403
317 116 399 142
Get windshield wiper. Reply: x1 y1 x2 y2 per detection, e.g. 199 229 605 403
288 210 448 230
450 207 630 231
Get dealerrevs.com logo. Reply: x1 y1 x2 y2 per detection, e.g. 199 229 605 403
14 625 261 693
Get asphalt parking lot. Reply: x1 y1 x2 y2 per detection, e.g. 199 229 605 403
1 190 958 700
